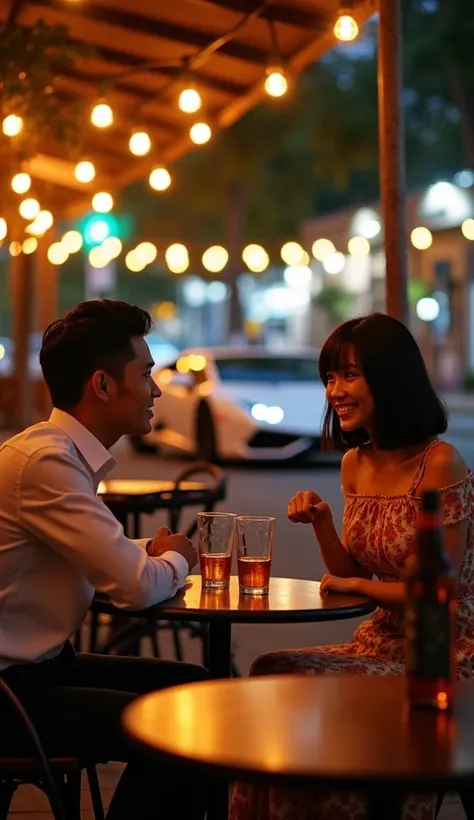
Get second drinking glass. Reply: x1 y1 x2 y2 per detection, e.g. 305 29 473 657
197 512 236 589
236 516 275 595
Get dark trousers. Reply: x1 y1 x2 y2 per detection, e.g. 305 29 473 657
1 647 209 820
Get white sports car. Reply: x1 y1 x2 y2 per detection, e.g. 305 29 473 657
138 346 329 462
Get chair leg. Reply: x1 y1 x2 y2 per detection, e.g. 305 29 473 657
86 766 105 820
170 623 184 662
60 769 82 820
459 788 474 820
435 791 444 818
0 782 16 820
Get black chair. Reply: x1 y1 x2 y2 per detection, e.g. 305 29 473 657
96 462 240 674
0 676 104 820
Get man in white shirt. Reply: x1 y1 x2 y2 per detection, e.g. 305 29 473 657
0 299 208 819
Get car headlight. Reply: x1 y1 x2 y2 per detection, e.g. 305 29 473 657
239 400 284 425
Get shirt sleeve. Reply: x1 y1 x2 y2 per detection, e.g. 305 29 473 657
19 447 189 610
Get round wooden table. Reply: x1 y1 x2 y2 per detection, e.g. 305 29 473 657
123 675 474 820
94 575 375 678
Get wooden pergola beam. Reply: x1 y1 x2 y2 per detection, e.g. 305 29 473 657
30 0 270 65
190 0 327 30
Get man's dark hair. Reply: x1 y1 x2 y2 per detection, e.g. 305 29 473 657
40 299 153 409
319 313 448 451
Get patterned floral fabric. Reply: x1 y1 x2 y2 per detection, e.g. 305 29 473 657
230 440 474 820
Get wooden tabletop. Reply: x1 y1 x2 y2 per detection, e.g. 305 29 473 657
93 576 375 624
97 479 207 497
123 675 474 791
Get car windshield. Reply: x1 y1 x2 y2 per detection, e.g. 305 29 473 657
214 357 320 383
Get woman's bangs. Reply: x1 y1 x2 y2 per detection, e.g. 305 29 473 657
318 333 353 383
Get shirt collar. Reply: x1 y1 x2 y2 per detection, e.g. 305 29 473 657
48 408 116 478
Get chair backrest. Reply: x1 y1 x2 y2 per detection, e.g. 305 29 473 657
171 461 227 538
0 677 67 820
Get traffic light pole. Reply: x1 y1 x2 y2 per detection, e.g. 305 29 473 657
377 0 409 325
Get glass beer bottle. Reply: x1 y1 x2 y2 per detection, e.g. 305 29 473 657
405 490 456 710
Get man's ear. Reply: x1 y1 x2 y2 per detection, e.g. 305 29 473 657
90 370 110 402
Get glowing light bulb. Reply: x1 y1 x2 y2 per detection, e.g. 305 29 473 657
179 87 202 114
102 236 122 259
47 242 69 266
149 167 172 191
2 114 23 136
190 122 211 145
135 242 157 265
334 11 359 42
75 161 96 183
92 192 113 213
411 227 433 250
281 241 305 266
242 244 269 273
165 243 189 274
202 245 229 273
19 198 40 220
129 131 151 156
461 218 474 240
0 219 7 240
9 241 22 257
62 231 83 253
91 101 113 128
264 68 288 98
11 173 31 194
22 237 38 255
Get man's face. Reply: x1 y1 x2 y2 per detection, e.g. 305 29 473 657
106 336 161 437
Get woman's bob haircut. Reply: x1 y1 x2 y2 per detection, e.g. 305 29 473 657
318 313 448 452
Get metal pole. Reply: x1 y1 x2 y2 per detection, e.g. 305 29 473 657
35 237 58 418
377 0 409 324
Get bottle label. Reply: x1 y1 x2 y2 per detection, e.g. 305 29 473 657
406 599 451 680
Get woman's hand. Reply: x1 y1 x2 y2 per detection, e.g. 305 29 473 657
320 573 362 596
287 491 333 527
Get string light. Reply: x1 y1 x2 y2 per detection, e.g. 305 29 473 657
461 219 474 240
348 236 370 257
22 237 38 255
264 67 288 98
202 245 229 273
62 231 83 253
125 251 146 272
312 238 336 261
89 219 110 243
89 246 109 268
27 210 54 236
19 198 40 220
165 243 189 274
0 219 7 240
9 241 22 257
242 244 269 273
190 122 212 145
323 252 346 274
149 167 172 191
135 242 157 265
334 6 359 42
101 236 122 259
91 101 113 128
2 115 23 136
281 241 305 266
179 87 202 114
11 173 31 194
75 161 96 183
411 227 433 250
129 131 151 156
47 242 69 265
92 192 113 213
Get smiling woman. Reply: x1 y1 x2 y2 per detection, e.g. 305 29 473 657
230 313 474 820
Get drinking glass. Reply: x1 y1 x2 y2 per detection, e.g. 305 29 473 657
197 512 235 589
235 516 275 595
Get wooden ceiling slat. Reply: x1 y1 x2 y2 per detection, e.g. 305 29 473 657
193 0 327 30
32 0 270 65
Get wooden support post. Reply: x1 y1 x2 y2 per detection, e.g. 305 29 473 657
377 0 409 324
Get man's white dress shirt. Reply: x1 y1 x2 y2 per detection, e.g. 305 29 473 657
0 409 188 671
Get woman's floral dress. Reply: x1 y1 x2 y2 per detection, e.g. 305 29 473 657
230 440 474 820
